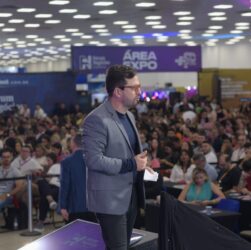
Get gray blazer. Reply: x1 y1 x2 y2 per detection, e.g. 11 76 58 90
83 100 145 215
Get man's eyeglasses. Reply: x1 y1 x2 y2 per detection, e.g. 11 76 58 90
120 85 141 92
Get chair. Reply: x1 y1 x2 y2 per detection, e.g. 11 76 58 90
214 198 240 212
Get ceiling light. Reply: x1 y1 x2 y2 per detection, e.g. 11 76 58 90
89 41 100 45
25 24 40 28
214 5 233 9
35 14 53 18
49 1 69 5
110 38 121 42
173 11 191 16
152 25 167 29
7 38 18 42
241 12 251 17
122 25 137 29
45 20 61 24
16 41 26 44
60 38 71 42
8 19 24 23
73 14 91 19
208 12 225 16
185 41 197 46
209 26 223 29
26 35 38 39
27 43 37 47
2 28 16 32
180 35 192 39
205 30 217 33
211 17 227 21
236 26 249 30
113 21 129 25
178 16 195 21
93 1 114 6
91 24 106 28
145 16 162 20
94 29 108 34
230 30 243 34
176 22 191 25
202 33 213 37
135 2 156 7
235 22 249 26
41 41 52 45
206 42 216 47
145 21 161 25
0 13 12 17
81 35 93 39
0 23 5 27
124 29 138 33
74 43 84 46
179 29 191 33
167 43 177 46
17 8 36 12
99 10 117 14
65 28 79 32
133 35 144 39
54 35 66 39
71 33 84 36
152 33 163 37
59 9 77 13
156 36 168 42
99 33 111 36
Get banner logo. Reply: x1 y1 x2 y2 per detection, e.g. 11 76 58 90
175 52 196 69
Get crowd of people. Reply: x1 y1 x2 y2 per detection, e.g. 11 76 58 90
0 92 251 234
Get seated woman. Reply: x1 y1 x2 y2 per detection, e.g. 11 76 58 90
238 159 251 195
217 153 242 193
169 150 195 184
178 168 225 206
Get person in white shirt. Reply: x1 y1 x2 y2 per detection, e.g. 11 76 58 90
231 135 246 163
34 152 60 232
34 104 47 120
170 150 195 183
202 141 218 165
11 145 43 176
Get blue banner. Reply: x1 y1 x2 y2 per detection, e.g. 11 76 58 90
71 46 201 73
0 72 79 114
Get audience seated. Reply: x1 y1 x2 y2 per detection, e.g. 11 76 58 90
170 150 195 184
217 153 242 193
34 152 60 232
178 168 225 206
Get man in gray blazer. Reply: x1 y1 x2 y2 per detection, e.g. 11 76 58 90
83 65 148 250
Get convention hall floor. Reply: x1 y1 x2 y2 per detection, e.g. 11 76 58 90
0 215 64 250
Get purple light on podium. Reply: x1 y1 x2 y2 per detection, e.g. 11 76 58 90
19 220 105 250
19 220 144 250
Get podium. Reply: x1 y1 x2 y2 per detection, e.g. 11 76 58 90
18 219 158 250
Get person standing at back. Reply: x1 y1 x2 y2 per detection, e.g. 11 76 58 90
60 134 96 223
83 65 148 250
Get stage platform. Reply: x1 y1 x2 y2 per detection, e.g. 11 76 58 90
18 219 158 250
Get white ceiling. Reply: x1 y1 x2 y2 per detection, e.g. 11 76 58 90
0 0 251 66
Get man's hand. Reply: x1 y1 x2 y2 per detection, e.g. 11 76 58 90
135 151 148 171
61 208 69 221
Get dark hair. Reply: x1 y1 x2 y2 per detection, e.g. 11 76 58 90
52 142 62 150
192 168 208 182
219 153 231 163
244 143 251 149
105 65 136 97
193 153 206 162
1 147 13 156
46 152 57 164
242 159 251 173
72 134 82 147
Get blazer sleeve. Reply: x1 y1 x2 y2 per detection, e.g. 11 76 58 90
60 160 70 209
83 113 123 175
